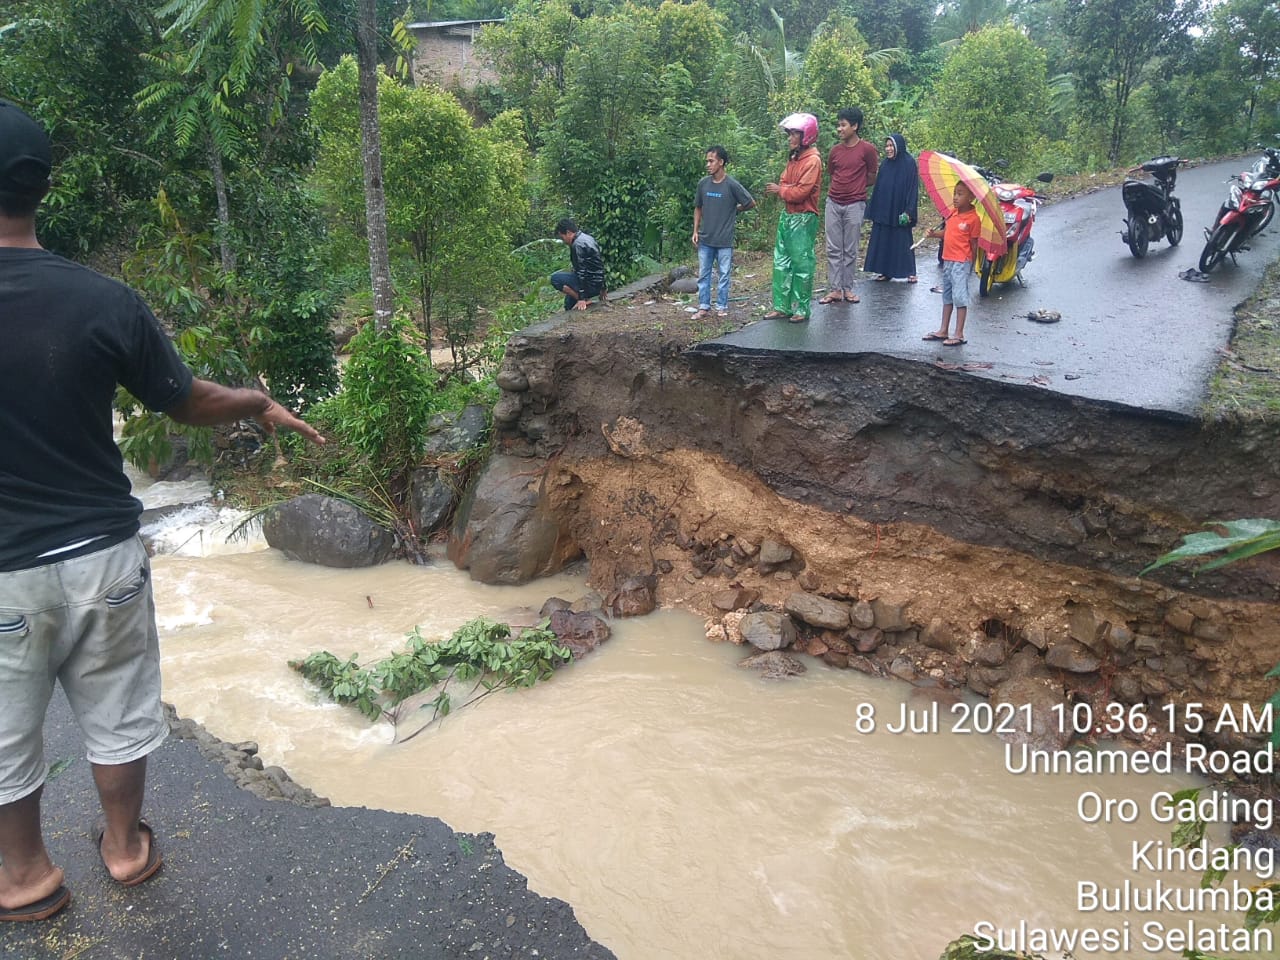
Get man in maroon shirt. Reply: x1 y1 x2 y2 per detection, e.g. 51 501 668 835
821 107 878 304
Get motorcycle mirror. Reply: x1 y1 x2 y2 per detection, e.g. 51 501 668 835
1036 172 1055 183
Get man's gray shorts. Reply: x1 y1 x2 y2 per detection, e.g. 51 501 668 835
0 536 167 804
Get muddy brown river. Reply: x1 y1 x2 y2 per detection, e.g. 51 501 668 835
138 504 1276 960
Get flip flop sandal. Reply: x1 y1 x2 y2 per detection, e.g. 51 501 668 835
922 332 948 341
817 295 843 304
788 314 808 323
716 310 729 318
0 886 71 922
872 275 889 281
692 309 711 320
762 311 790 321
930 286 943 293
846 295 860 303
96 819 163 887
943 338 967 346
907 276 919 283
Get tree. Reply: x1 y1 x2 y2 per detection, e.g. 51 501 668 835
922 22 1050 171
537 4 737 273
0 0 164 254
934 0 1009 41
776 13 882 140
311 59 527 353
838 0 934 54
355 0 394 328
474 0 580 144
153 0 396 326
1064 0 1201 164
136 41 252 272
1211 0 1280 145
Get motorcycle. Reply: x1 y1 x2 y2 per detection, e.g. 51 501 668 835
1242 143 1280 234
1197 165 1280 274
1120 156 1186 258
970 165 1054 297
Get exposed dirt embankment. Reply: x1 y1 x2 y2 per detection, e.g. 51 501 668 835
487 308 1280 710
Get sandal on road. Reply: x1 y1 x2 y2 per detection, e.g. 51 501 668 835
762 311 790 320
817 294 844 304
96 819 163 887
0 886 71 923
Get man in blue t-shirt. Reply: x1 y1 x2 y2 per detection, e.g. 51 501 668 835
0 100 323 922
691 145 755 320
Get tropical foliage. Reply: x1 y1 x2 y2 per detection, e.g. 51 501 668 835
290 617 572 740
5 0 1280 500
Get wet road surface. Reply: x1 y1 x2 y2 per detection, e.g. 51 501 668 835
693 158 1279 416
0 692 614 960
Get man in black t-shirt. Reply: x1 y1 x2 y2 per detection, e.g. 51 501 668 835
0 100 323 922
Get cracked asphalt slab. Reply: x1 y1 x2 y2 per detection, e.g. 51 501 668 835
1 691 616 960
692 157 1280 417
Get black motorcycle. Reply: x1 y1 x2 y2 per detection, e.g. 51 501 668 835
1120 156 1186 258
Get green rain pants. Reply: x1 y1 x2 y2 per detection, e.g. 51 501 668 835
772 212 818 318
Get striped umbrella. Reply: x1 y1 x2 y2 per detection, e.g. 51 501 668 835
917 150 1008 258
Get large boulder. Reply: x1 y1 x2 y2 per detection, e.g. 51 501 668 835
448 454 581 584
990 676 1071 752
783 592 851 630
548 608 612 659
422 404 489 457
739 611 797 651
408 466 457 536
262 494 395 568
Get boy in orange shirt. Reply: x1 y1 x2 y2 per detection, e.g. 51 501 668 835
923 181 980 346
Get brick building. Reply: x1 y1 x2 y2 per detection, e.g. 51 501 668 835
407 19 504 89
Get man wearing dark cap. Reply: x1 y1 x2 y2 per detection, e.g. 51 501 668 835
0 100 324 922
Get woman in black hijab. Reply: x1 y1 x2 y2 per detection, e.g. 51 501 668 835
863 133 919 282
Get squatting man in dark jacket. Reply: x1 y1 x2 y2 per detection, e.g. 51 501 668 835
0 99 324 922
550 217 606 310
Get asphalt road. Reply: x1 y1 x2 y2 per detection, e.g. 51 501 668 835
0 692 615 960
694 157 1279 416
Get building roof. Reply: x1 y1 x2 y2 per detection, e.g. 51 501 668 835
406 19 505 30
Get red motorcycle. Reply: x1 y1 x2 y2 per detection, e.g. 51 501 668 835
970 165 1054 296
1198 169 1280 274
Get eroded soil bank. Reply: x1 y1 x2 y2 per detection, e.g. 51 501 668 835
484 306 1280 718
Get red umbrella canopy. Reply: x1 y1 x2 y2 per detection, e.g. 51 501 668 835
917 150 1008 258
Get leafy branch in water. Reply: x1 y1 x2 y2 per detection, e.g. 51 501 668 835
289 618 571 740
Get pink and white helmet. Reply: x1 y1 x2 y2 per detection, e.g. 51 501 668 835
779 112 818 147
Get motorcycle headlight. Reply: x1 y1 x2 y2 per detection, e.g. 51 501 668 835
1228 184 1243 208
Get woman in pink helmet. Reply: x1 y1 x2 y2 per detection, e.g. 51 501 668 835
764 112 822 322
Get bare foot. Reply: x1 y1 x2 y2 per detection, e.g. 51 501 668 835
0 863 64 912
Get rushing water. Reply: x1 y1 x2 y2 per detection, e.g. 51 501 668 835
137 499 1277 960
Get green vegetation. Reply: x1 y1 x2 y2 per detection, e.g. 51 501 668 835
1204 258 1280 420
289 617 571 740
4 0 1279 527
